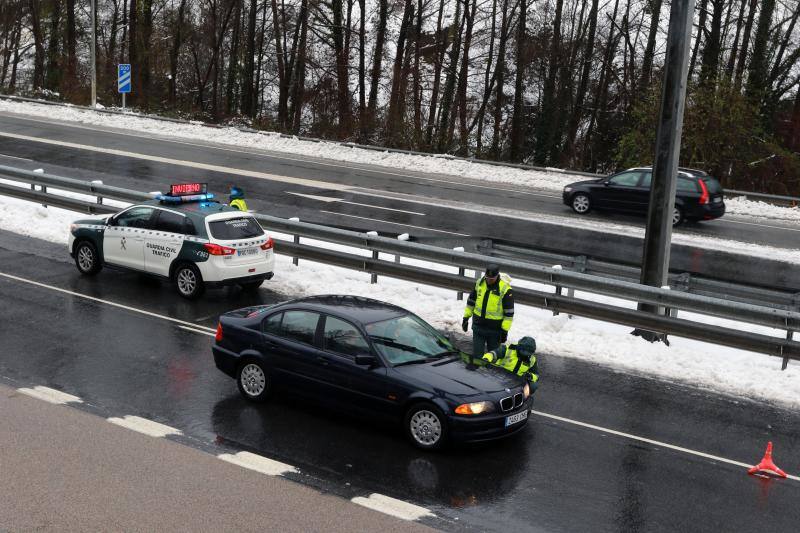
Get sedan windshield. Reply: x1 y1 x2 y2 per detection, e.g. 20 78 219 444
365 314 455 365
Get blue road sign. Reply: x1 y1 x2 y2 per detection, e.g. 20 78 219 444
118 64 131 94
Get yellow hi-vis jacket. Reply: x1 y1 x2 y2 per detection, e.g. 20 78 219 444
230 198 248 211
463 274 514 332
482 344 539 383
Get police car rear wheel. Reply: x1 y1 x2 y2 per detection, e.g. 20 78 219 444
75 241 101 275
174 264 205 299
237 360 270 402
405 404 448 450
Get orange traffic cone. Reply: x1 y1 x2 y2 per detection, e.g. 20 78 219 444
748 441 788 478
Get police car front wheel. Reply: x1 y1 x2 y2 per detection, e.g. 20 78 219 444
174 264 205 299
74 241 102 275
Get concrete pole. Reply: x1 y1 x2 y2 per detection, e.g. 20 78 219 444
635 0 695 341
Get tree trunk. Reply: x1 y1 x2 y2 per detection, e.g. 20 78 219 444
490 0 510 159
45 0 61 92
411 0 423 147
65 0 76 88
140 0 153 109
331 0 351 137
436 0 463 152
366 0 387 137
475 0 498 156
688 0 708 80
29 0 46 89
565 0 598 161
169 0 188 106
128 0 137 104
639 0 662 91
424 0 446 148
734 0 757 90
725 0 746 82
745 0 775 101
240 0 257 116
271 0 287 128
386 0 414 145
358 0 366 139
509 0 527 162
533 0 563 164
225 0 242 115
699 0 724 87
290 0 309 132
456 0 476 155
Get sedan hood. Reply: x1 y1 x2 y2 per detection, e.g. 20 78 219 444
394 357 523 396
567 178 604 187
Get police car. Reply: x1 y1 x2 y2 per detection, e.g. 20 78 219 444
68 183 275 298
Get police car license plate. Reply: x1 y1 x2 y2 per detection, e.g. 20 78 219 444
237 247 259 256
505 410 528 427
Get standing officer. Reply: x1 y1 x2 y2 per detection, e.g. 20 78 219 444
229 186 248 211
462 264 514 359
482 336 539 390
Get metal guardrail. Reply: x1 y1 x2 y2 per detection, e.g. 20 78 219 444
0 164 797 366
479 240 800 311
1 94 797 205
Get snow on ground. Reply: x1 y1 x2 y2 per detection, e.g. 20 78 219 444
4 98 798 224
1 192 798 411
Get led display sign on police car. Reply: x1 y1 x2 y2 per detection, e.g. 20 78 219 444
170 183 207 196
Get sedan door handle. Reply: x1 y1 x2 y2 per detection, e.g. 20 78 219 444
316 357 330 366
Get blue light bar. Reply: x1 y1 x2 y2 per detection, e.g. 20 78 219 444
157 192 215 203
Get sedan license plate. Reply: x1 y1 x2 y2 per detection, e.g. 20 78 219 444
237 247 259 257
505 410 528 427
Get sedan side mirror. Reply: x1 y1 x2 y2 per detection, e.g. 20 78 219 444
354 354 378 367
604 181 611 187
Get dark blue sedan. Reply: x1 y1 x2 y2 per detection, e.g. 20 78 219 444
212 295 532 449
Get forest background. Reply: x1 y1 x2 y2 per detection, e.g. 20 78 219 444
1 0 799 194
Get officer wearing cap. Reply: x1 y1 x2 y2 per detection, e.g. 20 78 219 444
482 336 539 388
462 264 515 359
229 186 248 211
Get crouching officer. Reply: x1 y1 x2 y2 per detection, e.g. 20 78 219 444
462 264 514 360
229 186 248 211
482 336 539 391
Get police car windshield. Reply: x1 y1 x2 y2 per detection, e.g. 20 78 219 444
208 217 263 240
366 314 449 365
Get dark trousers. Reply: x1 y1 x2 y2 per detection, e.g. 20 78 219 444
472 327 502 360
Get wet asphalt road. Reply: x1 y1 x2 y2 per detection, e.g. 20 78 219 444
0 111 799 255
1 230 798 532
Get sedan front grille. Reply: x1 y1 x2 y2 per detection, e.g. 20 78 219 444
500 392 524 412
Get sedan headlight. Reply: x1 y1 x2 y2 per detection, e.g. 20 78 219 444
523 383 530 399
455 401 495 415
563 186 573 193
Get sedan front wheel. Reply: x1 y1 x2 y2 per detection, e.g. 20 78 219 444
405 404 448 450
571 193 592 214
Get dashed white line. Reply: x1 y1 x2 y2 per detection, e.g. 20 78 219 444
351 493 435 521
178 325 216 337
218 451 298 476
18 385 82 404
0 271 216 333
533 410 800 482
320 210 469 236
288 191 427 216
107 415 183 438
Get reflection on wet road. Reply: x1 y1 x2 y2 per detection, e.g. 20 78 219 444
1 231 798 532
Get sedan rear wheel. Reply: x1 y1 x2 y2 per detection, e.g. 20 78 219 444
672 206 684 227
571 193 591 214
405 404 448 450
237 360 270 402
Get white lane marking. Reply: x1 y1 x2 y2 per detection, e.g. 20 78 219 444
351 493 435 521
0 271 217 333
178 325 216 337
721 218 800 233
320 210 469 236
288 191 426 216
218 451 298 476
0 112 558 198
107 415 183 438
18 385 83 404
0 131 350 191
533 410 800 481
0 153 35 162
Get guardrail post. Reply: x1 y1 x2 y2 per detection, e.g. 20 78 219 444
453 247 466 300
92 180 103 205
396 233 409 264
669 273 692 319
785 294 800 370
551 265 563 316
289 217 300 266
367 231 379 284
